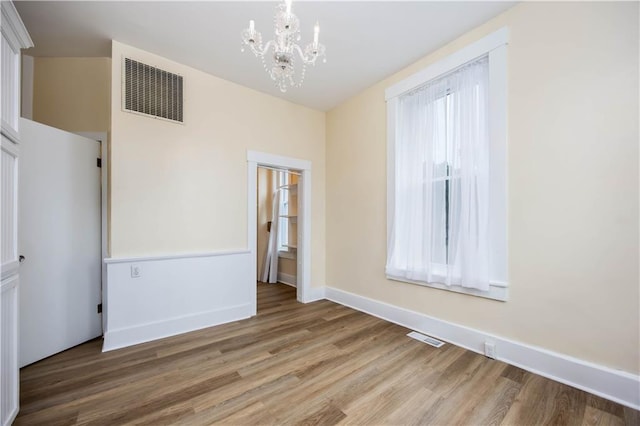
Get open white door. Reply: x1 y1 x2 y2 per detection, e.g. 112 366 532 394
18 118 102 367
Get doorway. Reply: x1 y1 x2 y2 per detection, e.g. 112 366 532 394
247 151 312 315
256 166 299 309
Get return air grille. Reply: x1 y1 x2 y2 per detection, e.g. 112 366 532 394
123 57 183 123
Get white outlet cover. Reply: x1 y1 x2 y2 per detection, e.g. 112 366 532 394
484 341 497 359
131 264 141 278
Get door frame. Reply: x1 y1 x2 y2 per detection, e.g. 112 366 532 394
76 132 108 333
247 150 312 313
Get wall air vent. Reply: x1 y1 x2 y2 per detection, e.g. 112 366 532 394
123 57 183 123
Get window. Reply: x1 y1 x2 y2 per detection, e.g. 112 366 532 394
277 171 289 252
385 28 508 301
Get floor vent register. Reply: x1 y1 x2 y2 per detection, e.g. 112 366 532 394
407 331 445 348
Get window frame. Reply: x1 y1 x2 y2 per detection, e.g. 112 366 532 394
385 27 508 301
277 171 290 254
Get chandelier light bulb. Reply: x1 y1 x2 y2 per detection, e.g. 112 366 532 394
285 0 292 16
313 21 319 48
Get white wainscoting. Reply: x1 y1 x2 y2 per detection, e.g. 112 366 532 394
103 250 253 351
325 286 640 410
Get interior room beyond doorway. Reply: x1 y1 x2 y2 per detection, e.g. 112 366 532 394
257 166 300 304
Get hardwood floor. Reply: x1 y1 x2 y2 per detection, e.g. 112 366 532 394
15 283 638 425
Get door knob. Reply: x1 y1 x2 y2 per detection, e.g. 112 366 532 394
19 255 25 263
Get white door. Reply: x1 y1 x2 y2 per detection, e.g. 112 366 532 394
18 119 102 367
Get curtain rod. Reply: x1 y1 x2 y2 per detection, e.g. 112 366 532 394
257 165 302 176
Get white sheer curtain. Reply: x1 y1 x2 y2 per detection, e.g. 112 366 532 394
386 56 490 291
262 188 282 283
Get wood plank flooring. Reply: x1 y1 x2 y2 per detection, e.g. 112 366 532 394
15 283 638 425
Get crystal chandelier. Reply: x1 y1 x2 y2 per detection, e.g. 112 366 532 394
241 0 326 92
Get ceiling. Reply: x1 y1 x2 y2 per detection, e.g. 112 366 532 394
14 1 516 111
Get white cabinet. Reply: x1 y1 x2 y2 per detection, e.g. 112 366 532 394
1 137 19 280
1 2 31 143
0 2 32 425
0 275 19 425
1 34 20 142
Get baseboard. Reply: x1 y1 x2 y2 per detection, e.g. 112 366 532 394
4 407 18 426
325 286 640 410
274 273 326 303
277 272 297 287
304 286 326 303
103 303 252 352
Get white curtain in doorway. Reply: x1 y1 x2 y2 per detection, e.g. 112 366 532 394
261 188 282 283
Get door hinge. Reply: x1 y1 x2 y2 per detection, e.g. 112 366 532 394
97 303 102 314
97 158 102 168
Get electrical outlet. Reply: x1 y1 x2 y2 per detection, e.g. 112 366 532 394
131 264 142 278
484 341 497 359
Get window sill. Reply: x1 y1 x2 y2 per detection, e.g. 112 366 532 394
386 274 508 302
278 250 296 260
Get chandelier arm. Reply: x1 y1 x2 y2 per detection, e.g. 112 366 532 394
252 39 276 57
292 43 316 65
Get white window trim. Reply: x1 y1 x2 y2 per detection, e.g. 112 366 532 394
278 250 296 260
384 27 509 101
385 27 509 301
277 172 289 252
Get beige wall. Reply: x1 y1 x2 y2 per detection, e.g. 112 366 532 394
326 2 639 374
33 57 110 133
110 41 325 288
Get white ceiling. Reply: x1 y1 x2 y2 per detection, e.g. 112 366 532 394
14 1 515 111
